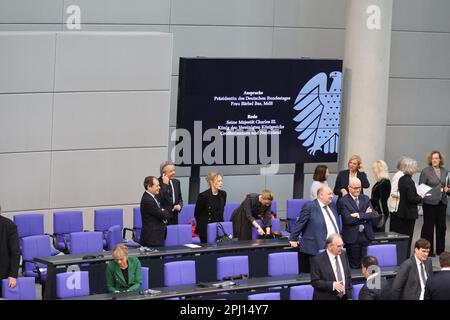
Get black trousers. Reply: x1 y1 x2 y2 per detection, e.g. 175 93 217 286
345 232 369 269
298 252 313 273
389 212 401 233
421 202 447 255
397 218 416 258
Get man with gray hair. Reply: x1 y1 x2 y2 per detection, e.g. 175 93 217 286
157 161 183 225
0 205 20 293
310 233 353 300
289 186 341 273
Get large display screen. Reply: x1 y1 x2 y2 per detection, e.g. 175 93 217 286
175 58 342 166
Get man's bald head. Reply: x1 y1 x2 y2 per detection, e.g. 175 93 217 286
317 186 333 205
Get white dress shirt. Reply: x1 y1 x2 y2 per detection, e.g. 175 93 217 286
318 199 339 237
327 250 346 292
415 256 428 300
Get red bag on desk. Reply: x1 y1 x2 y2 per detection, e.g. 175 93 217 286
188 218 199 238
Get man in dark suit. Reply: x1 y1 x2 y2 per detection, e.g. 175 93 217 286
289 186 341 273
0 205 20 293
359 255 391 300
140 176 171 247
310 233 353 300
425 251 450 300
339 177 379 269
157 161 183 225
392 238 433 300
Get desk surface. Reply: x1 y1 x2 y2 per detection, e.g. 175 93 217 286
69 267 398 300
35 232 408 267
35 238 294 266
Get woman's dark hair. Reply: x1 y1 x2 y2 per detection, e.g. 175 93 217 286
313 165 328 182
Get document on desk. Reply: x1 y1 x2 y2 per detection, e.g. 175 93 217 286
184 244 202 248
416 183 432 197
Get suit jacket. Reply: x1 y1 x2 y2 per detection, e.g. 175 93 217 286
359 276 391 300
310 251 353 300
397 174 422 220
194 189 227 239
106 256 142 293
419 166 449 205
338 194 378 244
231 194 272 240
391 256 433 300
289 200 341 256
333 169 370 197
157 177 183 224
0 216 20 280
370 178 391 217
424 270 450 300
140 191 170 247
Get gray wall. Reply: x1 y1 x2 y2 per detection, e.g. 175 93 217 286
1 0 449 229
0 30 173 232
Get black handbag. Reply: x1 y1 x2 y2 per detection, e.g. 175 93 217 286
216 222 232 243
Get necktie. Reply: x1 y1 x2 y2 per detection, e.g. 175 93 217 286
324 206 339 234
355 197 359 208
420 262 427 285
335 256 344 297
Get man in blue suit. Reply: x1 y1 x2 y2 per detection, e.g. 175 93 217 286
289 186 341 273
338 177 379 269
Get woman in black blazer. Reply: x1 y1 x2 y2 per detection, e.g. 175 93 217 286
371 160 392 232
397 157 425 257
334 155 370 198
194 172 227 243
419 150 450 256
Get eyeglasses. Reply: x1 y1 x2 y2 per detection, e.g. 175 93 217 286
349 186 361 190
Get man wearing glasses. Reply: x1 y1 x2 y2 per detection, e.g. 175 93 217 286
338 177 379 269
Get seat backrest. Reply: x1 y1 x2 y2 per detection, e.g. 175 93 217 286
21 235 52 271
164 260 196 286
164 224 192 246
366 244 397 267
178 204 195 225
141 267 149 291
69 231 104 254
216 256 249 280
271 200 277 213
206 222 233 243
56 271 90 298
94 208 123 232
286 199 309 232
267 252 299 276
352 283 364 300
289 284 314 300
133 207 142 240
14 214 44 238
223 202 240 222
1 277 36 300
107 225 123 251
248 292 280 300
53 211 83 235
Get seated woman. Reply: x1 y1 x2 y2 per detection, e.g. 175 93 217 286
106 244 142 293
194 172 227 243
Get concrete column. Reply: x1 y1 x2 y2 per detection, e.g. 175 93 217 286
339 0 393 184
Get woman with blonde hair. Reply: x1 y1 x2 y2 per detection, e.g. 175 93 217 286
231 189 274 240
194 172 227 243
371 160 391 232
334 155 370 198
106 244 142 293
